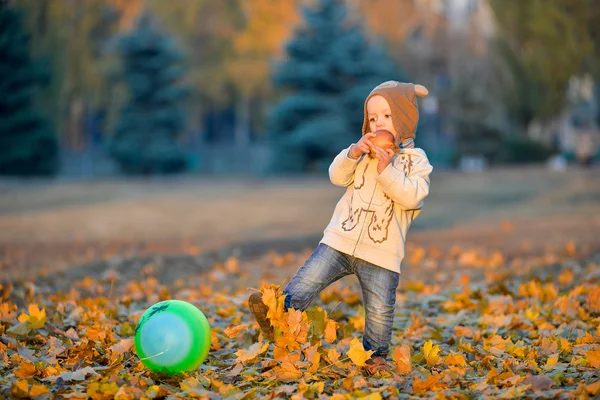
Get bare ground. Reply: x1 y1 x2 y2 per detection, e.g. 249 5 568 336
1 165 599 285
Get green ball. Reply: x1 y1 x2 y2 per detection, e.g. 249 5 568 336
134 300 211 375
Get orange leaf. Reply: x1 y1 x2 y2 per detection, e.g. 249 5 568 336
413 374 447 394
444 352 467 366
587 287 600 311
586 381 600 395
392 344 412 374
224 324 248 339
347 338 373 367
13 361 36 378
585 348 600 368
272 361 303 381
324 319 338 343
273 346 300 364
276 334 301 351
453 326 473 338
286 309 309 344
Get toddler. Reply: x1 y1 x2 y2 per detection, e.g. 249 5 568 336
249 81 433 374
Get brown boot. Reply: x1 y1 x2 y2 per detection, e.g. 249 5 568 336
364 356 392 376
248 292 274 341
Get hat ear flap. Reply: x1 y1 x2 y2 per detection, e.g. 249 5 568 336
414 84 429 97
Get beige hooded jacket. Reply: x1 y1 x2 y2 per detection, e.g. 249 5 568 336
320 145 433 273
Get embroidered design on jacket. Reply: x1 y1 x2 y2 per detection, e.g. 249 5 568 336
341 154 413 243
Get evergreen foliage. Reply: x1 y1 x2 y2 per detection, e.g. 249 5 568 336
267 0 405 173
109 13 189 174
0 3 59 176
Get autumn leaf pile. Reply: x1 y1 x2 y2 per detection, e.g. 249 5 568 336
1 247 600 399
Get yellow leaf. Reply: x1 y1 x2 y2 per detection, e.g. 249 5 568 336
585 348 600 368
544 354 559 368
392 344 412 374
558 337 572 353
29 384 49 397
349 314 365 332
262 286 287 332
444 352 467 366
13 361 36 378
423 340 441 366
324 319 338 343
224 324 248 339
11 380 30 398
347 338 374 367
28 304 46 328
359 393 382 400
235 341 269 363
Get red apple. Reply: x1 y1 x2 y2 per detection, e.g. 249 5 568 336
369 129 395 156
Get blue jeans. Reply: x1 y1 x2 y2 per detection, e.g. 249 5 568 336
283 243 400 358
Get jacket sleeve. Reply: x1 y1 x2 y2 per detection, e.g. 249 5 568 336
328 146 362 187
376 153 433 210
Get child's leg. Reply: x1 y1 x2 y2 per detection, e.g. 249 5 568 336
355 260 400 358
284 243 352 311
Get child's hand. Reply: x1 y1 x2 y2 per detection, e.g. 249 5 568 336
372 147 395 174
349 133 376 159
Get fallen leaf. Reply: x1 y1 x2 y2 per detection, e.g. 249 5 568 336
235 341 269 363
423 340 441 366
43 366 99 382
585 348 600 368
109 338 134 357
413 374 447 394
347 338 373 367
224 324 248 338
324 318 338 343
272 361 303 381
392 345 412 374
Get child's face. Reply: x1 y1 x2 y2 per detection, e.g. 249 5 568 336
366 95 398 138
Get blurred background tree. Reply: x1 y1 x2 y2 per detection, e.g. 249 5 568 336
0 2 58 176
4 0 600 175
490 0 594 131
267 0 403 173
109 12 189 174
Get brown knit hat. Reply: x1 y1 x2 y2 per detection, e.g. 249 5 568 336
362 81 421 145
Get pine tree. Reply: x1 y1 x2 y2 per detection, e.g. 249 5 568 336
0 3 59 176
267 0 405 173
109 12 189 174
